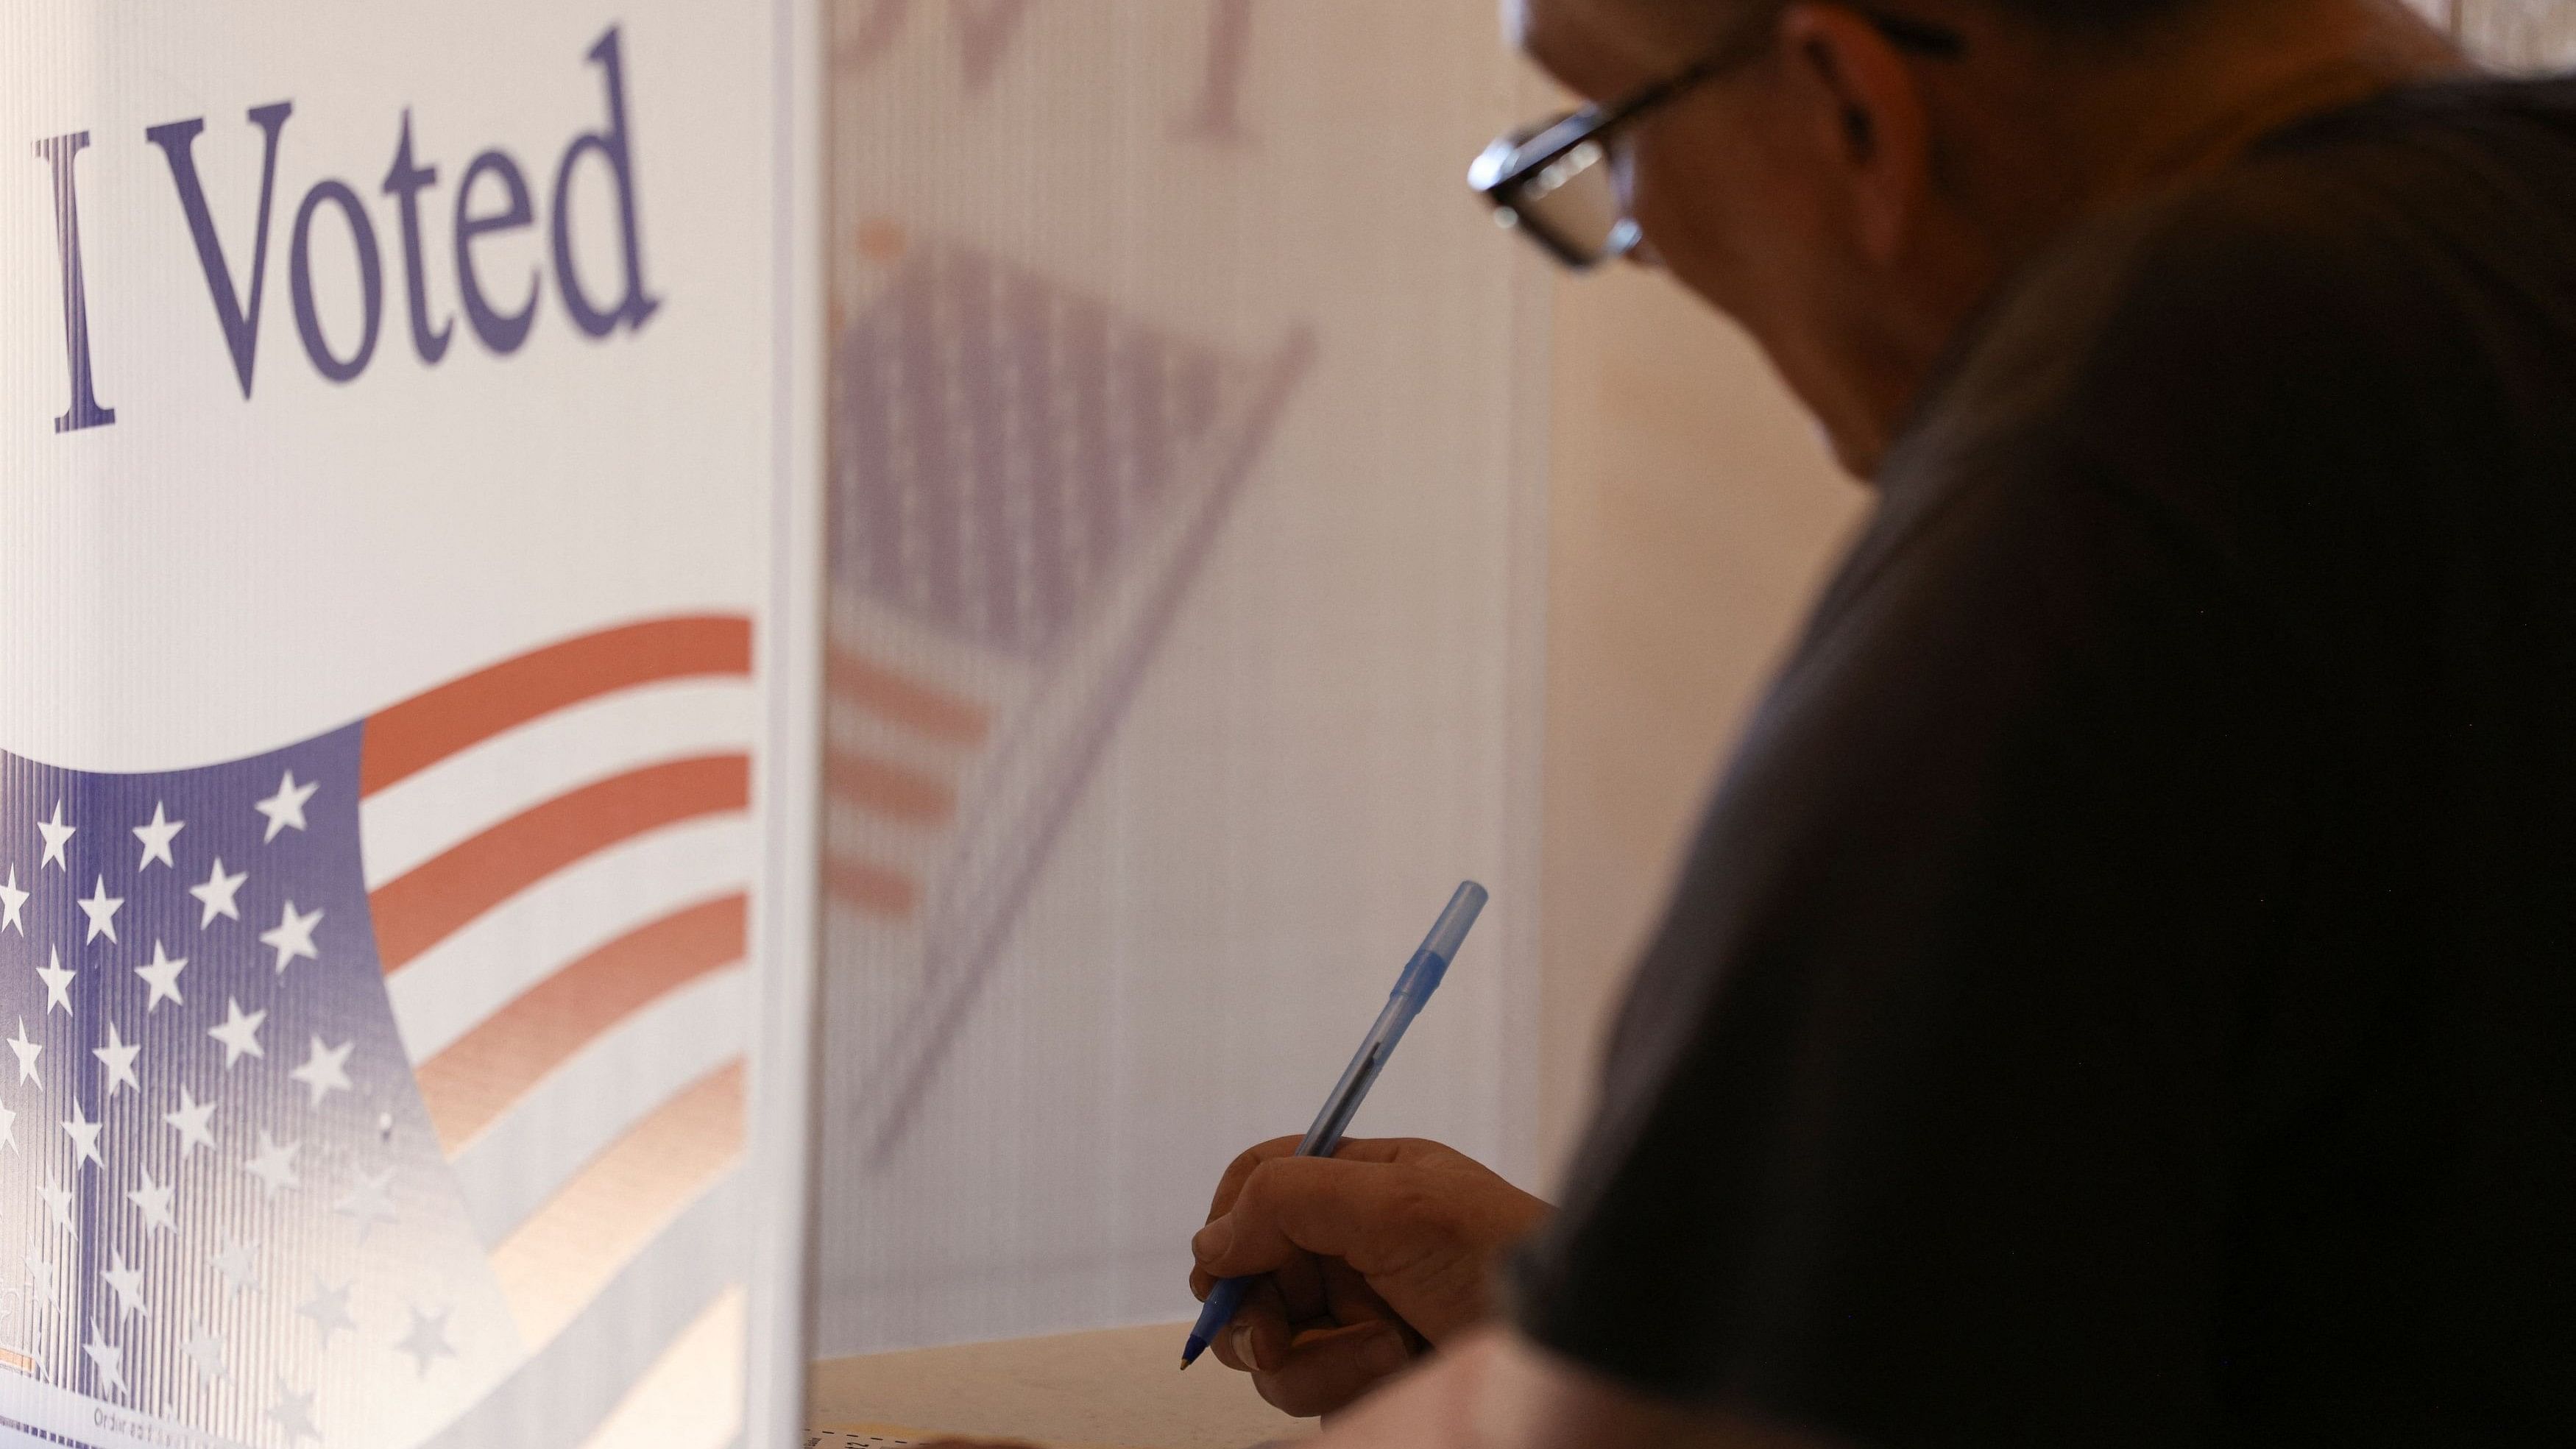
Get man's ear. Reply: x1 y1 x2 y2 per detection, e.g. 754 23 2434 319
1774 3 1935 264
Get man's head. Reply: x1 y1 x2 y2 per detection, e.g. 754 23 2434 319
1506 0 2462 475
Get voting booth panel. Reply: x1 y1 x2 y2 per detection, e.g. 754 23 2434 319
811 0 1548 1353
0 6 817 1448
2437 0 2576 68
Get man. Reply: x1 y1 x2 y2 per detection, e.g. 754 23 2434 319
1170 0 2576 1444
932 0 2573 1442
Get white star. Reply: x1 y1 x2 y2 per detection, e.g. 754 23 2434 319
83 1319 125 1396
24 1247 58 1300
7 1017 40 1085
39 1174 74 1233
77 875 121 944
134 940 187 1013
333 1166 397 1243
37 801 75 871
131 801 183 871
0 1096 14 1153
61 1099 102 1169
259 900 322 973
0 865 24 933
164 1087 219 1158
269 1378 320 1443
128 1166 176 1236
123 1186 169 1246
297 1277 355 1346
189 855 247 927
210 1234 260 1297
255 771 316 843
244 1131 300 1198
396 1303 457 1376
183 1322 227 1383
93 1019 141 1099
288 1035 351 1107
37 946 75 1016
208 997 266 1067
102 1248 149 1323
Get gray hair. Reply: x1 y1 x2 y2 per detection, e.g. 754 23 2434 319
1610 0 2209 49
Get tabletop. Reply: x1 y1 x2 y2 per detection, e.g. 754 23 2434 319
810 1321 1320 1449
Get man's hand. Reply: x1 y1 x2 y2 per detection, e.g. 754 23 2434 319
1188 1137 1551 1417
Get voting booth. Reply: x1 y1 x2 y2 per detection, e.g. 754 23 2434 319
0 4 820 1445
2 0 1539 1444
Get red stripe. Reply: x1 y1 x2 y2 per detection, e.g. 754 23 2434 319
417 894 748 1155
825 746 955 824
825 857 919 918
363 616 753 797
827 642 990 744
372 755 749 973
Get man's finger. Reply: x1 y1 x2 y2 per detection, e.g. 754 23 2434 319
1249 1321 1415 1419
1192 1243 1325 1319
1205 1136 1306 1222
1201 1138 1432 1222
1209 1275 1295 1374
1192 1155 1454 1281
1318 1253 1405 1333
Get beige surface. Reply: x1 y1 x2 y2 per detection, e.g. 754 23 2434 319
2456 0 2576 69
810 1322 1314 1449
1537 264 1866 1180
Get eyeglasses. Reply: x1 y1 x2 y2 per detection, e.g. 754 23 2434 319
1468 7 1967 270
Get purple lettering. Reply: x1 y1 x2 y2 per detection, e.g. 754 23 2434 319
834 0 913 77
1175 0 1257 144
288 180 383 383
454 150 539 353
551 25 660 339
955 0 1036 91
146 103 294 399
32 131 116 432
831 0 1035 91
382 110 453 365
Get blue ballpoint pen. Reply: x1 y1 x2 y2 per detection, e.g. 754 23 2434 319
1181 880 1489 1369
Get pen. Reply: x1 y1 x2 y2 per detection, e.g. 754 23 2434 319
1181 879 1489 1369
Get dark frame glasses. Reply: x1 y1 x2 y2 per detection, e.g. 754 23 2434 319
1468 7 1967 269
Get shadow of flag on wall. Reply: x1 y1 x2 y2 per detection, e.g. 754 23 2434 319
821 236 1314 1167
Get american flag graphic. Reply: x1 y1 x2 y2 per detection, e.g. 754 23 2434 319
0 617 757 1449
819 235 1312 1166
